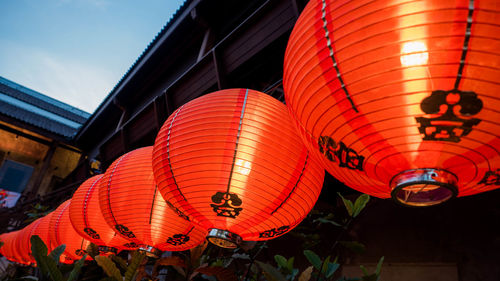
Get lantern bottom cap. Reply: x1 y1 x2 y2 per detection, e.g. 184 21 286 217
138 245 161 258
390 168 458 207
207 228 242 249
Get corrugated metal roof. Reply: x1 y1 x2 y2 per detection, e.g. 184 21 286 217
0 76 90 138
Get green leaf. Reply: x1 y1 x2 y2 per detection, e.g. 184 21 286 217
0 241 4 249
30 235 50 277
86 243 99 260
124 251 146 281
339 241 366 254
48 245 66 263
303 250 322 270
298 266 313 281
313 217 342 227
337 193 353 217
95 255 122 281
321 256 330 274
256 261 287 281
43 255 64 281
274 255 288 269
325 263 339 278
110 255 128 271
352 194 370 218
67 254 87 281
359 265 369 276
375 256 384 276
287 257 295 271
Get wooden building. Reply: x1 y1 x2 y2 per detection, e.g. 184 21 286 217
2 0 499 280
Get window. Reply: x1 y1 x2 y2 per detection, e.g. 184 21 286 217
0 159 34 193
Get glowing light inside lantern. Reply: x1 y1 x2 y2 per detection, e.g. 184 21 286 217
235 159 251 175
400 41 428 66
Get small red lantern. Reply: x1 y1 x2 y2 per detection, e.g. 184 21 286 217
0 231 22 263
70 175 136 253
49 200 92 263
16 219 42 265
152 89 325 248
284 0 500 206
99 146 207 256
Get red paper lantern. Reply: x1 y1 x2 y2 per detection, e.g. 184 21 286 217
152 89 325 248
99 146 207 256
49 200 91 264
0 231 22 263
70 175 136 254
283 0 500 206
32 212 54 252
16 220 42 265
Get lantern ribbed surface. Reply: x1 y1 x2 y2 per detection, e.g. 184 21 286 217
49 200 91 264
17 219 42 264
70 175 135 252
32 212 54 252
152 89 325 246
284 0 500 206
99 146 207 253
0 231 22 263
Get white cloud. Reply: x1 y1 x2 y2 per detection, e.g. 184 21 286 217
0 40 116 113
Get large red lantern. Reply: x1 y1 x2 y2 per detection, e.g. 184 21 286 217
70 175 136 253
99 146 207 256
49 200 92 264
283 0 500 206
152 89 325 248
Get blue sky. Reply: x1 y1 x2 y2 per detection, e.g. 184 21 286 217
0 0 184 113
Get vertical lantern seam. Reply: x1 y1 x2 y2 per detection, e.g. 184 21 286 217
321 0 358 113
166 104 188 202
54 203 70 248
454 0 474 89
271 153 309 215
82 177 99 236
106 154 127 226
226 88 250 193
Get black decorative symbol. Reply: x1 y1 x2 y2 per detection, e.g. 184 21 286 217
166 234 190 246
75 249 87 256
64 256 73 261
318 136 364 171
479 169 500 186
166 200 190 221
416 89 483 142
210 191 243 218
84 227 100 240
123 242 139 248
259 226 290 238
115 224 136 238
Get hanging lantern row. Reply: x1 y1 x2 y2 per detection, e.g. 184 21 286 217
0 88 325 264
283 0 500 206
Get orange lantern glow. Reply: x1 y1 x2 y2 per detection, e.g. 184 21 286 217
70 175 136 254
152 89 325 248
16 220 42 265
0 231 21 263
99 146 207 256
283 0 500 206
32 212 54 252
49 200 91 264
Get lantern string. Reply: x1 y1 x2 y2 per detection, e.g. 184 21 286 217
226 88 250 194
454 0 475 90
270 153 309 215
149 185 158 225
321 0 358 113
